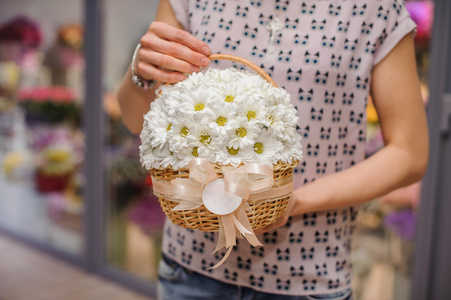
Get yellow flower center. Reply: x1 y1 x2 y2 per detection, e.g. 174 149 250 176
247 111 256 121
180 127 189 137
254 142 264 154
236 127 247 137
225 95 235 103
269 116 274 125
167 123 172 131
194 103 205 111
192 147 198 157
227 147 239 155
200 134 211 144
216 116 227 126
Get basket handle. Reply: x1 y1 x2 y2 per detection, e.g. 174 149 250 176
208 54 277 87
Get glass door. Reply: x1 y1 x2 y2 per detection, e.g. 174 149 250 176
100 0 163 291
0 0 85 258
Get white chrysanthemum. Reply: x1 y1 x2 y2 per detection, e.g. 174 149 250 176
216 68 246 84
277 136 303 163
140 142 178 170
176 70 206 89
201 102 236 136
143 111 171 148
243 75 274 92
184 124 223 158
216 142 254 168
229 117 261 148
167 116 195 150
266 87 292 107
178 86 220 116
156 89 184 117
264 106 288 140
214 81 247 105
238 93 268 124
250 129 284 163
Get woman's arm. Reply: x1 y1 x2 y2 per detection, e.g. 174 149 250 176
117 0 211 134
258 33 429 233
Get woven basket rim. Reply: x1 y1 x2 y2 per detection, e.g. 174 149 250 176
150 159 299 172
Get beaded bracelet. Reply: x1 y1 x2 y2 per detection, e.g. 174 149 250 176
131 43 158 90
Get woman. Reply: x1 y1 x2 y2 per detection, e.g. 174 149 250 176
118 0 428 299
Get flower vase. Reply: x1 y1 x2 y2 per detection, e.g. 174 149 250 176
35 171 71 193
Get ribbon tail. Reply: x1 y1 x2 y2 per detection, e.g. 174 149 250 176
221 215 237 248
213 219 226 253
231 213 252 235
209 246 233 270
210 215 237 269
236 209 263 247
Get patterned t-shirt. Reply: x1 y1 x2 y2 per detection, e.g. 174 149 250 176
162 0 416 295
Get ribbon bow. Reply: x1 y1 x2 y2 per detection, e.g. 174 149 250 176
152 158 293 268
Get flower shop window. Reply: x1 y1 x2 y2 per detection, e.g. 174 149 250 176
0 1 85 256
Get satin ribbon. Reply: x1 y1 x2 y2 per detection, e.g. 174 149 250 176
152 158 293 268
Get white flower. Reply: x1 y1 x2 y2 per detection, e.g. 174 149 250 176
243 75 274 91
143 111 171 149
264 106 287 140
155 91 183 117
167 116 195 150
237 93 268 124
277 136 303 163
216 142 254 168
228 117 261 149
202 102 236 136
184 124 222 159
250 129 284 163
214 81 247 105
178 85 220 116
176 70 205 89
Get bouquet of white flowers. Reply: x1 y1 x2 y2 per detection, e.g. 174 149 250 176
140 67 302 170
140 54 302 268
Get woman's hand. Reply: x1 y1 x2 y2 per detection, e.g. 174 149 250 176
137 21 211 83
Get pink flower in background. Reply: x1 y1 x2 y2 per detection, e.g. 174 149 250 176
406 1 434 46
47 192 66 220
17 86 76 103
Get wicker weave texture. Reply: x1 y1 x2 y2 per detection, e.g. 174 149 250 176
151 160 297 232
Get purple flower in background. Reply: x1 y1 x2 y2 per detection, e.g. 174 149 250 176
384 209 416 241
405 1 434 47
127 194 166 235
0 15 42 48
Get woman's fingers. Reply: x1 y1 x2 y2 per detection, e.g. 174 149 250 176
139 47 201 74
141 33 210 68
142 22 210 68
149 21 210 56
137 22 211 83
137 61 186 83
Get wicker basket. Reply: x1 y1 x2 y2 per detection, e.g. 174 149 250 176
149 54 298 232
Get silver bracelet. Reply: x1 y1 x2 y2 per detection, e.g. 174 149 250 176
131 43 158 90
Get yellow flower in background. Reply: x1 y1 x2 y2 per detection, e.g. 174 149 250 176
366 103 379 124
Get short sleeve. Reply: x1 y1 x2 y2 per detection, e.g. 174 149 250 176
168 0 191 31
372 1 417 66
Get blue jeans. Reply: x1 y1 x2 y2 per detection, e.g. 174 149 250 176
157 255 353 300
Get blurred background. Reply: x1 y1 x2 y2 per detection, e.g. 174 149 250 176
0 0 449 299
